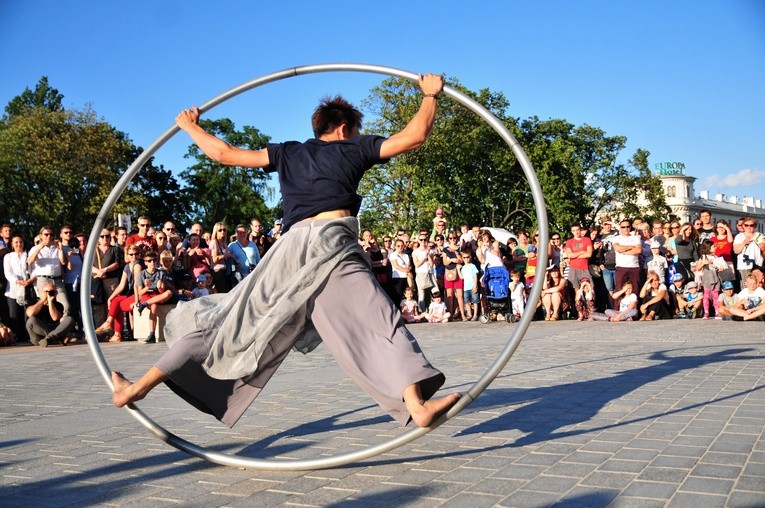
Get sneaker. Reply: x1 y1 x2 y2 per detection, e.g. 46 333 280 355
714 316 723 320
143 332 156 344
688 311 696 319
702 315 709 320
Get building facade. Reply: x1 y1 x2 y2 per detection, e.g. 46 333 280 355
658 165 765 233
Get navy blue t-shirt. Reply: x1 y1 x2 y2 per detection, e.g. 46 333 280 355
265 135 387 231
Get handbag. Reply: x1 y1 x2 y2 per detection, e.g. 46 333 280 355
445 269 457 282
16 277 37 306
91 248 106 304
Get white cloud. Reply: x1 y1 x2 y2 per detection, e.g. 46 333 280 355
705 168 765 189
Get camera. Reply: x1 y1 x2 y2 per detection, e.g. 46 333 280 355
46 289 57 296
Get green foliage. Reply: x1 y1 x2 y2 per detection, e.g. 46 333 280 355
358 78 668 237
179 118 273 229
3 76 64 120
0 105 135 240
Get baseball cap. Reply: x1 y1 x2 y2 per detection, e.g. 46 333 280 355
686 281 698 289
722 280 734 290
650 241 661 249
672 273 685 282
196 275 206 282
528 245 537 253
436 208 444 215
274 218 283 226
579 277 591 284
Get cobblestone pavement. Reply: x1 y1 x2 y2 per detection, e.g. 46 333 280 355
1 320 763 507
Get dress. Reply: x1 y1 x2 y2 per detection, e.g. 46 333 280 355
157 136 444 427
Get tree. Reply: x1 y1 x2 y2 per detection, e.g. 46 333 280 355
614 148 672 222
3 76 64 120
179 118 273 229
357 78 665 237
0 104 136 239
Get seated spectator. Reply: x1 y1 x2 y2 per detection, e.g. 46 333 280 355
25 282 75 347
540 266 569 320
424 291 450 323
95 244 144 342
575 277 596 321
639 271 672 320
723 274 765 321
0 320 16 347
716 280 737 320
400 286 426 323
668 272 686 315
678 281 702 318
135 251 175 344
595 280 638 322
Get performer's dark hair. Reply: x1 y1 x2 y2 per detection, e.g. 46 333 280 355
311 95 363 138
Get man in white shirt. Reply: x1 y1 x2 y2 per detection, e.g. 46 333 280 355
27 226 70 315
611 219 642 308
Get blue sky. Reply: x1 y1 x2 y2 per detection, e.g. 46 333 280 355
1 1 763 206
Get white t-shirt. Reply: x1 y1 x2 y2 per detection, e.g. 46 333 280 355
737 286 765 309
388 251 411 279
620 292 638 312
611 234 641 268
412 248 431 275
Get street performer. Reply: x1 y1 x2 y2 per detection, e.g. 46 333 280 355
112 73 460 428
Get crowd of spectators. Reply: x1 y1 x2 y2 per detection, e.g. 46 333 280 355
2 208 762 347
363 208 765 323
0 216 280 346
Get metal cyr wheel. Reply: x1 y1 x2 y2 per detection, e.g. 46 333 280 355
80 63 549 471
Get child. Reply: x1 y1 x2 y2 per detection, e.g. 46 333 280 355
724 274 765 321
400 286 425 323
575 276 596 321
693 239 726 319
509 269 526 321
668 272 686 316
679 281 702 318
192 274 210 298
424 291 451 323
524 245 538 288
592 280 637 321
645 241 668 284
716 280 737 320
460 251 480 321
431 207 447 233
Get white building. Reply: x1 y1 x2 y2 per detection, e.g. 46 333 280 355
658 164 765 233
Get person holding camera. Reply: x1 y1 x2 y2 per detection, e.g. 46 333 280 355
733 217 765 284
26 282 75 347
27 226 70 316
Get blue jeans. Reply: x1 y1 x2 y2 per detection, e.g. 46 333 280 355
602 268 616 293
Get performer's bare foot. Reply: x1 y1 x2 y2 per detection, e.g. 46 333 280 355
404 388 461 428
112 371 139 407
112 367 167 408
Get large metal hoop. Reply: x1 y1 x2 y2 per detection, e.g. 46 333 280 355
81 63 549 471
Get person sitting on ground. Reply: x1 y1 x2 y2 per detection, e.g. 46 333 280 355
0 320 16 347
540 265 568 320
25 282 75 347
638 271 672 320
400 286 425 323
723 273 765 321
716 280 738 320
600 280 638 322
424 291 450 323
575 276 596 321
679 281 702 318
668 272 686 316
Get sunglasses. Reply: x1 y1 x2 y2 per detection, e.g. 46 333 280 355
164 227 176 231
127 252 138 256
744 223 756 227
144 259 156 263
42 233 52 236
619 226 630 229
62 231 72 234
100 234 110 238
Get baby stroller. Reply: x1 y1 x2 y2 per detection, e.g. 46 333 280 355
479 266 514 324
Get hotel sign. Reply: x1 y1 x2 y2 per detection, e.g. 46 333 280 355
655 162 685 175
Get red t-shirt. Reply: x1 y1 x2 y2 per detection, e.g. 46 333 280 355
712 236 732 262
565 236 592 270
125 234 158 254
